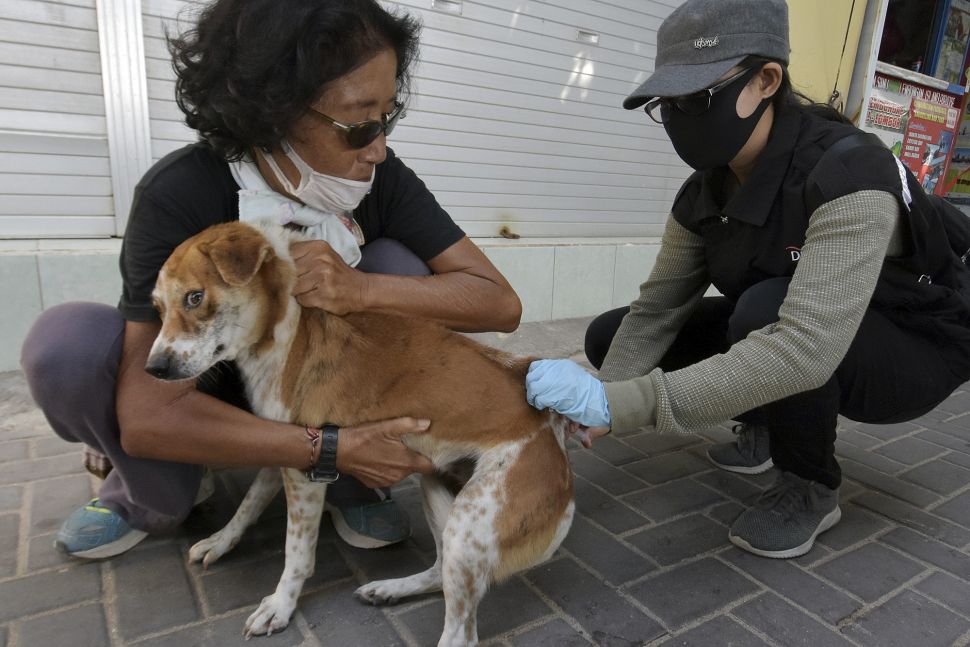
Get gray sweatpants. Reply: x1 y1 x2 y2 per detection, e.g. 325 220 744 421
20 238 431 532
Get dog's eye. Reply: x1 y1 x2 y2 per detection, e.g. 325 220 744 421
184 290 205 309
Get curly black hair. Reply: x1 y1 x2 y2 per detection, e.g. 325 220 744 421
168 0 421 161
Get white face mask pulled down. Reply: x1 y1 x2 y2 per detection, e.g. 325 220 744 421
260 140 375 215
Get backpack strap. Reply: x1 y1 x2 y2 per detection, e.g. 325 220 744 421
805 132 891 216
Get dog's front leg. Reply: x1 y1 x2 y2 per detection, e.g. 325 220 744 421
244 467 326 638
189 467 283 567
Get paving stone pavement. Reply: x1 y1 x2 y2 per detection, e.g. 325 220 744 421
3 316 970 646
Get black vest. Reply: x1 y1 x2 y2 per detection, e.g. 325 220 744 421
672 107 970 370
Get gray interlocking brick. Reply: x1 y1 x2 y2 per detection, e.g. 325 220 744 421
840 459 939 509
813 543 924 602
733 592 853 646
854 421 923 441
0 624 5 647
623 431 699 456
30 436 78 458
527 557 665 644
836 441 908 474
692 470 764 504
665 615 771 646
0 440 28 463
339 539 431 583
874 436 946 465
623 479 725 522
509 618 592 646
933 490 970 529
0 453 81 486
837 428 883 450
29 473 91 536
111 543 199 641
721 550 859 624
694 425 736 444
569 451 647 496
917 429 970 454
626 514 726 566
937 391 970 417
562 515 655 585
0 485 20 511
0 513 16 578
301 579 406 646
27 533 62 572
134 609 304 647
573 476 650 534
842 589 967 647
624 451 711 485
201 544 352 615
854 492 970 547
397 576 552 645
17 602 107 647
706 502 745 527
879 527 970 581
944 450 970 469
627 557 758 630
915 571 970 616
0 563 100 623
816 503 889 551
936 418 970 438
590 435 646 466
899 460 970 495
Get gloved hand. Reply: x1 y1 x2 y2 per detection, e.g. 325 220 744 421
525 359 611 428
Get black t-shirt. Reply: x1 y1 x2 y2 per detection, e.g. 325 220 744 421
119 143 465 321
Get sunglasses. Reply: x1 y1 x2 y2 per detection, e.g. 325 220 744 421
643 68 752 125
309 101 405 149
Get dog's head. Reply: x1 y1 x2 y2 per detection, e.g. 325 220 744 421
145 222 289 381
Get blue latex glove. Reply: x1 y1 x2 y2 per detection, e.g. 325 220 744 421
525 359 611 428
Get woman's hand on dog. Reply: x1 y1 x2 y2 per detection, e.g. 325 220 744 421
336 417 435 488
291 240 371 315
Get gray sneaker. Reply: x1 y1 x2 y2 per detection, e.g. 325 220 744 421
729 471 841 559
707 424 773 474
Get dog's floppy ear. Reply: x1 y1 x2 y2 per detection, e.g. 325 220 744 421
202 228 275 286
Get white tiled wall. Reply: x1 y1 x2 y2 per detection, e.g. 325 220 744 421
0 238 661 372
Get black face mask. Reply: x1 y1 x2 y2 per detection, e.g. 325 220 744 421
662 68 772 171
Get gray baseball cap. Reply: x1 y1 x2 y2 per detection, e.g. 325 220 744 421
623 0 790 110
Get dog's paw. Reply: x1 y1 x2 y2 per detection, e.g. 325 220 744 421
188 532 238 567
354 580 402 606
244 593 295 639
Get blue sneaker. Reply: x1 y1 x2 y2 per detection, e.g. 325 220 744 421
325 499 410 549
54 499 147 559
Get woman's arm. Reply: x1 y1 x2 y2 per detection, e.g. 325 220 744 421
605 190 900 434
116 320 433 485
291 236 522 332
598 215 711 381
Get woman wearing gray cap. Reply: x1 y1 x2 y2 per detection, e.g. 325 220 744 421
525 0 970 558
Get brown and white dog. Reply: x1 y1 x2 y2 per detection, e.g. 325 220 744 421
145 221 574 646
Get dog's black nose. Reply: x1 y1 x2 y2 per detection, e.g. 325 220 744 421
145 355 173 380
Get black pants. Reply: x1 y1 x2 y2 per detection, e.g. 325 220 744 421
586 277 966 489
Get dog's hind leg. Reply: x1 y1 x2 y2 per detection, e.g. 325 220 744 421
436 473 505 647
355 474 452 605
244 467 326 638
189 467 283 567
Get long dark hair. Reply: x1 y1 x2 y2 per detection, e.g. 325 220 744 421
743 55 851 124
168 0 421 161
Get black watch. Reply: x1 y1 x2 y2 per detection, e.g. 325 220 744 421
306 423 340 483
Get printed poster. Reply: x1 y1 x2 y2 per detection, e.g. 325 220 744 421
862 72 962 195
